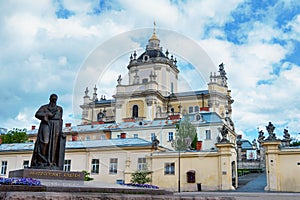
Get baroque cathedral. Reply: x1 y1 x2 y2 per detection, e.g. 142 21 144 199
79 26 236 150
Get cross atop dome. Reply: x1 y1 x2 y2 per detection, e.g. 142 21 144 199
147 21 160 50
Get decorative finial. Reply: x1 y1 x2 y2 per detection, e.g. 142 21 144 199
92 85 98 101
149 21 159 41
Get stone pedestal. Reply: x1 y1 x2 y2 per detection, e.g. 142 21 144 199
9 168 85 181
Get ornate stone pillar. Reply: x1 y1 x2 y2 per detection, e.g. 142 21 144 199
215 142 237 190
262 141 281 192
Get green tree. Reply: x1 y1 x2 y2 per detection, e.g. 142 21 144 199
1 128 28 144
82 170 94 181
172 116 197 150
130 169 152 184
290 139 300 147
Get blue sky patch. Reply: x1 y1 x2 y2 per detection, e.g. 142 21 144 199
284 41 300 66
90 0 121 15
257 79 274 86
54 0 75 19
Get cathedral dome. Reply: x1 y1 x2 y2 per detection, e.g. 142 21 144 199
136 49 166 61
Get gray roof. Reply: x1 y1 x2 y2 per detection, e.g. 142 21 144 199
27 112 222 135
0 138 153 152
187 112 222 123
238 139 254 150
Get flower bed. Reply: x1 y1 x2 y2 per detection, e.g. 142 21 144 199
120 183 159 189
0 177 41 186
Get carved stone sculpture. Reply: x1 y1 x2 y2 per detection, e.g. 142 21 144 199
31 94 66 170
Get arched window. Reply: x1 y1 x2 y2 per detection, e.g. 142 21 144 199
132 105 138 118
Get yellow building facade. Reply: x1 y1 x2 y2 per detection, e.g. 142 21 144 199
2 27 239 191
0 139 237 191
263 141 300 192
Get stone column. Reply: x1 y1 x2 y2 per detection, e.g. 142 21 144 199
215 142 237 190
115 101 123 123
262 141 281 192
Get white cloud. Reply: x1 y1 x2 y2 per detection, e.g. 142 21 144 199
1 0 300 144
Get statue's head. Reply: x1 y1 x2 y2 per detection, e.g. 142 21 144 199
49 94 58 104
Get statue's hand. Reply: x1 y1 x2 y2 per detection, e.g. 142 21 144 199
47 111 54 118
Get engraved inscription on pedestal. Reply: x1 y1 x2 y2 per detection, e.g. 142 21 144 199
9 168 85 181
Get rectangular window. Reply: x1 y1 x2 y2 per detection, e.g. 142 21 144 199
206 130 211 140
23 160 29 169
86 136 90 141
194 106 199 112
151 133 156 141
64 160 71 172
137 158 147 170
168 132 174 141
109 158 118 174
189 106 193 113
1 161 8 175
164 162 175 175
100 134 106 140
133 134 138 138
91 159 100 174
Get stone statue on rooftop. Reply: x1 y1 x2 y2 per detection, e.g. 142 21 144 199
265 122 277 141
257 130 265 143
283 129 291 141
282 128 291 147
152 136 160 151
219 125 230 143
117 75 122 85
31 94 66 170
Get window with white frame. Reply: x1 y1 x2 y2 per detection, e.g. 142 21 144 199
137 158 147 170
133 134 138 138
64 160 71 172
1 161 8 175
194 106 199 112
164 162 175 175
109 158 118 174
151 133 156 141
100 134 106 140
205 130 211 140
85 136 90 141
188 106 193 113
23 160 29 168
168 132 174 141
91 159 100 174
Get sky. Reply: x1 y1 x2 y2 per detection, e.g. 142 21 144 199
1 0 300 141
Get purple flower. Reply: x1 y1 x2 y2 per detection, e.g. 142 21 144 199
0 177 41 186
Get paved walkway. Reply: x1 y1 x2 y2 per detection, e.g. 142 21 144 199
236 172 267 192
